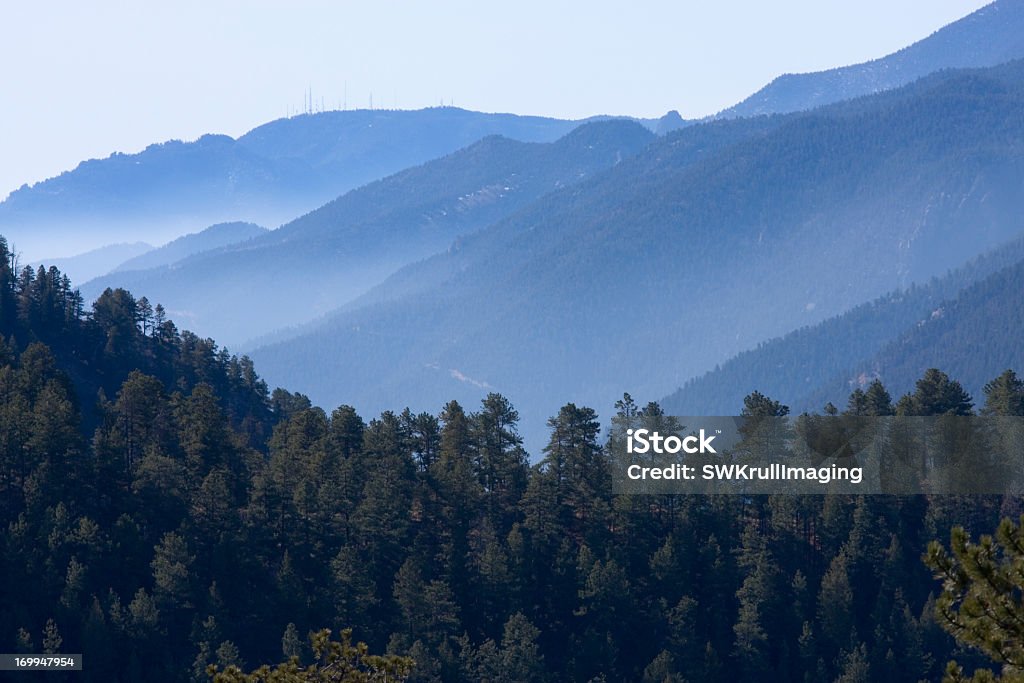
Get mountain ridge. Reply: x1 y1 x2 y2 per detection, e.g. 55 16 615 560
80 119 658 346
0 108 590 260
720 0 1024 118
249 61 1024 450
112 221 268 274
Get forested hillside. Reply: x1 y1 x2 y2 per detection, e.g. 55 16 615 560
804 252 1024 412
3 236 1023 681
252 60 1024 451
8 233 1024 679
0 238 275 443
662 235 1024 415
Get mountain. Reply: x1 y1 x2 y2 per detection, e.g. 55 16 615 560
661 234 1024 415
804 254 1024 411
0 108 586 261
27 241 152 285
655 110 688 135
720 0 1024 118
249 61 1024 450
81 120 658 346
112 221 267 273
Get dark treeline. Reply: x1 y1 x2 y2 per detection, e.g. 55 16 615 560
1 241 1022 681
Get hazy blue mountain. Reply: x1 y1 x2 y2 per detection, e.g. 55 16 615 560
28 241 152 285
112 221 267 273
0 108 586 260
82 120 657 345
661 234 1024 415
655 110 687 134
249 61 1024 450
720 0 1024 118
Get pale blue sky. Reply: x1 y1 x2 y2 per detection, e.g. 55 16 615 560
1 1 990 199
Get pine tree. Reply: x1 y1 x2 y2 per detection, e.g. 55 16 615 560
60 555 86 610
0 237 18 331
431 400 481 619
733 519 780 678
898 369 973 416
282 622 303 661
817 550 855 661
847 379 894 416
209 629 413 682
742 390 790 418
137 296 154 336
41 618 62 654
982 370 1024 417
835 643 871 683
473 393 528 533
152 531 195 608
926 515 1024 682
536 403 610 545
330 545 379 642
497 612 545 682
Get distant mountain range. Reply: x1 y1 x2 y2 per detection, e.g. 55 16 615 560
80 120 657 345
112 221 268 273
1 108 590 261
18 4 1024 267
247 60 1024 449
16 1 1024 453
26 222 268 288
720 0 1024 118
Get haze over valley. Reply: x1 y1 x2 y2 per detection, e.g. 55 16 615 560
10 0 1024 450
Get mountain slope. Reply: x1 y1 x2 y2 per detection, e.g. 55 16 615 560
803 255 1024 411
0 108 584 260
661 234 1024 415
250 61 1024 449
322 113 788 314
720 0 1024 118
112 221 267 273
81 120 657 345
